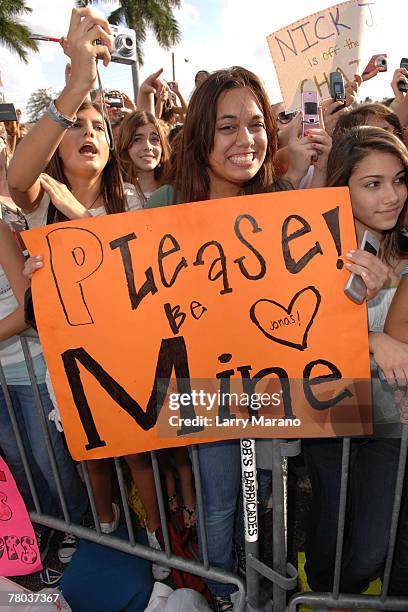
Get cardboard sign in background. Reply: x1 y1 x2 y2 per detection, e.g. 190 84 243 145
0 457 42 576
267 0 379 111
24 188 372 460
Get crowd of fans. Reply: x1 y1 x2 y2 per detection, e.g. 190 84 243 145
1 6 408 611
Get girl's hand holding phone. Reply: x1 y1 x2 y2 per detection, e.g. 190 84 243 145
284 113 317 186
122 93 136 111
345 249 389 300
307 108 332 175
391 67 408 104
345 75 362 105
321 98 347 136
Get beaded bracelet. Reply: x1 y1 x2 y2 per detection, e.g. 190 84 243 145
47 100 76 129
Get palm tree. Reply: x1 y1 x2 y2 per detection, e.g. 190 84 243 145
108 0 181 66
26 88 57 122
0 0 38 64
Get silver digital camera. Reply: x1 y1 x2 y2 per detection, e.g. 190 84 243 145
110 25 136 65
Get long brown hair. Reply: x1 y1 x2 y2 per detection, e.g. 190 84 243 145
116 111 170 205
333 103 403 141
172 66 277 204
45 101 126 222
327 126 408 263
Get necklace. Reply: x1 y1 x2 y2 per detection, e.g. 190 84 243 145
85 191 102 210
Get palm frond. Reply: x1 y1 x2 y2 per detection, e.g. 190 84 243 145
0 20 38 62
0 0 38 62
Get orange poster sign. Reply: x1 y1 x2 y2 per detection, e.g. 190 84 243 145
23 188 372 461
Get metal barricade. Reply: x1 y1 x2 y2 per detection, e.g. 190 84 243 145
0 334 246 611
2 333 408 611
286 430 408 612
242 433 408 612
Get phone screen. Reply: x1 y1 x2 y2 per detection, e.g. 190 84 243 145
364 241 378 256
304 102 318 115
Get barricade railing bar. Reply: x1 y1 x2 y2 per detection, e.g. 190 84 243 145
0 334 246 611
287 428 408 612
2 332 408 612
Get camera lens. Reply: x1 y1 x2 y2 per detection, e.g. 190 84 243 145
115 33 134 57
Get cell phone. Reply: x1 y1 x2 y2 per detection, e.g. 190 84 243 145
0 103 17 122
301 91 320 136
344 230 380 304
398 58 408 93
330 72 346 106
105 91 123 108
362 54 387 77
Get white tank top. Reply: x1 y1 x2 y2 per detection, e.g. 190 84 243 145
0 264 42 366
0 204 42 367
367 288 397 333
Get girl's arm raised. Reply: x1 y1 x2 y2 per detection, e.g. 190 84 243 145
0 222 30 341
7 7 112 213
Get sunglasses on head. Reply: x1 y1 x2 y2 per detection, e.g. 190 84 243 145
277 111 297 124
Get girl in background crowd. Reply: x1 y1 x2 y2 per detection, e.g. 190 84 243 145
0 126 12 207
146 66 379 611
304 127 408 600
116 110 170 207
0 218 87 563
333 102 404 141
0 124 27 230
117 111 198 527
8 7 170 580
194 70 210 89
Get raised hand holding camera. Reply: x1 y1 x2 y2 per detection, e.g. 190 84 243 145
61 7 112 101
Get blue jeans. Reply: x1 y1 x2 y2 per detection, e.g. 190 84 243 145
193 440 243 597
0 383 88 523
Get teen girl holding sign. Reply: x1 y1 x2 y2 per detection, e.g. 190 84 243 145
146 71 385 610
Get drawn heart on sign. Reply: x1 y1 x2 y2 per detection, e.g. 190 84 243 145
249 286 321 351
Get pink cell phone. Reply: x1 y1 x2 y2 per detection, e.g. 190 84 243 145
301 91 320 136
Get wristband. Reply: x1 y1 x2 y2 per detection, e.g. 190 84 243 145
400 263 408 279
47 100 76 129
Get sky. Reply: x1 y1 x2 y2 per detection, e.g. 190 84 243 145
0 0 406 119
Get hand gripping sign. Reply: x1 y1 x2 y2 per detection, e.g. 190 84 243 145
267 0 379 111
23 187 372 461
